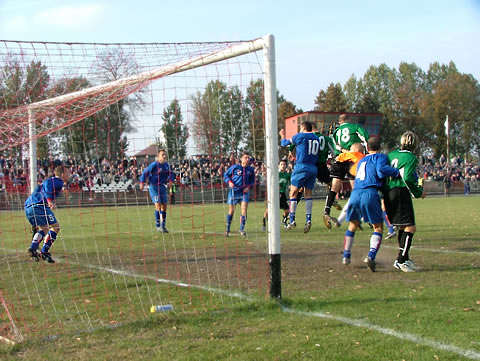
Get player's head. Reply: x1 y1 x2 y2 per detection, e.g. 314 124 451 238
279 159 287 171
350 143 364 153
54 165 70 182
400 131 418 151
338 114 350 123
240 152 250 166
300 121 313 132
367 136 381 152
157 149 167 163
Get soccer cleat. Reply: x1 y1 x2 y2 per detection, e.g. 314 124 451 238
342 257 351 265
156 226 162 232
286 221 296 230
262 225 266 232
329 216 340 228
332 200 342 211
160 227 169 233
385 230 396 240
41 251 55 264
27 248 40 262
323 214 332 230
303 222 311 234
404 260 418 271
224 231 230 237
282 221 289 229
393 260 415 272
366 257 376 272
239 230 247 237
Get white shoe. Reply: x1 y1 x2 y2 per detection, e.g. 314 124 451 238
286 221 296 230
385 230 396 240
404 260 418 271
393 260 415 272
342 257 351 265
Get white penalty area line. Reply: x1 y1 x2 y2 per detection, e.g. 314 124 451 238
2 247 480 359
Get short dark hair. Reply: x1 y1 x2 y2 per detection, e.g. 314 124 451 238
301 121 313 132
367 136 381 151
339 114 350 122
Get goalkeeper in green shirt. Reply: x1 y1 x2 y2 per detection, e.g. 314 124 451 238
384 131 426 273
262 159 291 231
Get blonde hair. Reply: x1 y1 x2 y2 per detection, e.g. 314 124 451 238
400 131 418 151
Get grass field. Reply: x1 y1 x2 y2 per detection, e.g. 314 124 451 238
1 196 479 360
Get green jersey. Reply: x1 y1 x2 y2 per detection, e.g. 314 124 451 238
288 131 335 164
386 149 423 198
279 171 291 194
332 123 369 155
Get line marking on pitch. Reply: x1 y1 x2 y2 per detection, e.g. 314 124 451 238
2 246 480 359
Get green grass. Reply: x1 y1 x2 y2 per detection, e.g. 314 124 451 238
1 196 479 360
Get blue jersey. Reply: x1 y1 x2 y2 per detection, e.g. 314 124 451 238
354 153 399 190
25 177 64 208
140 161 175 186
281 132 320 170
224 164 255 191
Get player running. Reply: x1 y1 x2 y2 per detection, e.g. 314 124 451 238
384 131 426 272
324 114 369 229
341 137 399 272
26 165 70 263
224 152 256 237
140 149 175 233
280 120 320 233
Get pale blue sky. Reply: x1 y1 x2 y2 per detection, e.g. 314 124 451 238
1 0 479 111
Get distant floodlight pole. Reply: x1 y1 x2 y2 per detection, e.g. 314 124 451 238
445 114 450 169
28 107 37 193
263 34 281 299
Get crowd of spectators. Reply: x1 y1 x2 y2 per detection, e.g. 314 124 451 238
0 154 269 194
1 152 479 195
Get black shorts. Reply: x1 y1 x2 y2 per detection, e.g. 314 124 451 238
279 192 289 210
384 187 415 226
316 162 331 184
330 160 355 180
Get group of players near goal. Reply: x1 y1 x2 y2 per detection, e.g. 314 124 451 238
25 114 424 273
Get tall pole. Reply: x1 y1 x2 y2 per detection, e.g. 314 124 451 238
28 107 37 193
263 34 281 299
445 114 450 169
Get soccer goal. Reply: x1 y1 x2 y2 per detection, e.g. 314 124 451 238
0 35 280 342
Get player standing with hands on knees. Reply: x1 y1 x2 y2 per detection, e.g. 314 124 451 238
224 152 256 237
26 165 70 263
140 149 175 233
341 137 399 271
384 131 426 272
279 121 320 233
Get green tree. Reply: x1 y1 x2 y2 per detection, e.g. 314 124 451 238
314 83 347 112
160 99 188 160
191 80 247 157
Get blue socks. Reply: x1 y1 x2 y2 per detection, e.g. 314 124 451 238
226 214 233 232
41 230 57 253
155 210 160 227
31 230 45 251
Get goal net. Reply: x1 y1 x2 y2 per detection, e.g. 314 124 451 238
0 36 279 342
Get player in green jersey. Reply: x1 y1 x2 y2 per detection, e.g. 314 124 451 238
324 114 369 229
384 131 426 273
263 159 291 231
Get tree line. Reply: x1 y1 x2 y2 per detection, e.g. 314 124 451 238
2 56 479 162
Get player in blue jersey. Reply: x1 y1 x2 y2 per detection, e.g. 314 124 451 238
26 165 70 263
140 149 175 233
279 121 320 233
224 152 256 237
342 137 399 272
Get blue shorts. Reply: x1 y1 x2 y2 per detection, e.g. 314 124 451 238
227 189 250 205
25 205 58 226
290 167 317 190
149 184 168 204
346 188 383 225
